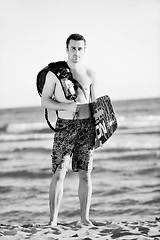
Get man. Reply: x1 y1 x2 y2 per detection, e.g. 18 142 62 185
41 33 96 227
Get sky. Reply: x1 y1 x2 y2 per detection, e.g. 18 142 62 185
0 0 160 108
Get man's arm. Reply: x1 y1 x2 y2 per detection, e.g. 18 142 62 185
41 71 66 110
41 71 78 113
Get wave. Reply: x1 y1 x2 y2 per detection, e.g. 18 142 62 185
0 186 13 193
0 168 89 179
2 145 159 155
136 166 160 176
12 147 51 153
117 126 160 135
0 114 160 134
1 155 158 180
0 126 159 143
0 122 52 134
117 115 160 129
0 133 52 142
100 146 160 152
0 146 51 154
0 157 9 161
108 151 160 161
0 169 51 179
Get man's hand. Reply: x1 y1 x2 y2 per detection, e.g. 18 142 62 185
66 102 81 114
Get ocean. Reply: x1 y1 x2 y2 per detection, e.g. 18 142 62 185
0 98 160 225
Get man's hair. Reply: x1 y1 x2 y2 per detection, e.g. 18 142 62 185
66 33 86 49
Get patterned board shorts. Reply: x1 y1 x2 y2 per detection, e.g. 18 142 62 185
51 117 95 173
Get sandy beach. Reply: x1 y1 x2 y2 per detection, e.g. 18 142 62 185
0 218 160 240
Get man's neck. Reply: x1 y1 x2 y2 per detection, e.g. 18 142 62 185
67 60 83 70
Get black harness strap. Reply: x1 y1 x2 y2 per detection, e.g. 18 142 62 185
45 108 77 132
38 61 87 132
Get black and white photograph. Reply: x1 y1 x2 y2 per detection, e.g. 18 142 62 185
0 0 160 239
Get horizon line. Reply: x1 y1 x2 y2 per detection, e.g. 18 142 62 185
0 96 160 110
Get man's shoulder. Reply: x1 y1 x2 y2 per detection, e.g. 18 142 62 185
86 66 96 83
45 70 59 86
47 70 59 79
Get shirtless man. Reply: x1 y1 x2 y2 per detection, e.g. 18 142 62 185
41 34 96 227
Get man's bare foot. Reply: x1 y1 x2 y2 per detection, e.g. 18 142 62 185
76 219 94 227
48 220 57 228
81 219 93 226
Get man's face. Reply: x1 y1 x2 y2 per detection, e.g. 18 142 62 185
66 40 85 63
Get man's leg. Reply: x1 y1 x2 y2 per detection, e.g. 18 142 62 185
49 167 67 227
78 169 92 225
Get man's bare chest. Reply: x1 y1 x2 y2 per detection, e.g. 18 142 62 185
71 70 91 91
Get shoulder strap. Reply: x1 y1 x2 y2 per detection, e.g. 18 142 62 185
39 61 87 132
48 62 87 100
89 84 92 102
45 108 76 132
69 77 87 100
